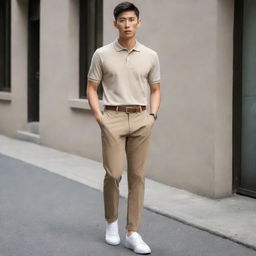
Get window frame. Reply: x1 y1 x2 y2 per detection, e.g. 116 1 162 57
0 0 11 92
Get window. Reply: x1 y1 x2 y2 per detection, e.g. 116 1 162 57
79 0 103 99
0 0 11 92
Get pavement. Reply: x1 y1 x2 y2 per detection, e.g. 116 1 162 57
0 134 256 256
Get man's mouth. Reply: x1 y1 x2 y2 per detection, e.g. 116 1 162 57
125 30 132 33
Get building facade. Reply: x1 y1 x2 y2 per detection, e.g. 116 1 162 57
0 0 255 199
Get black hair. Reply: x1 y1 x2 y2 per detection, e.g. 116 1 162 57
113 1 140 20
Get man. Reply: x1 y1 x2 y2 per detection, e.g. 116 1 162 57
87 1 160 254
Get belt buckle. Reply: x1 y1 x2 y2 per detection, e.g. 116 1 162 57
125 106 133 113
125 106 141 113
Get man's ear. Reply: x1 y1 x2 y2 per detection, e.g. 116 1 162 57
137 19 142 28
113 20 117 28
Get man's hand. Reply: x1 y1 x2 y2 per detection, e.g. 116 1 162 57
86 80 103 125
95 113 103 124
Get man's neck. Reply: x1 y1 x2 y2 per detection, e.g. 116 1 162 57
118 37 136 51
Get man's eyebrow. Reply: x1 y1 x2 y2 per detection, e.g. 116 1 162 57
118 16 136 19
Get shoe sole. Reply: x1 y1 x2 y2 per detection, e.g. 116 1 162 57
124 241 151 254
105 239 121 246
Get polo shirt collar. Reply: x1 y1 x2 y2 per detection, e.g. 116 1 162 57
113 38 141 52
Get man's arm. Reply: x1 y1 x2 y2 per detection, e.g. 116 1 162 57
86 80 102 124
149 83 161 115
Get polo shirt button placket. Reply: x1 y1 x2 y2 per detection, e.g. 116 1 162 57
126 50 132 66
126 51 129 64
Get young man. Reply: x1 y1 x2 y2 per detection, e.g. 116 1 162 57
87 2 160 254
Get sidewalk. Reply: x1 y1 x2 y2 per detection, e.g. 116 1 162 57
0 134 256 252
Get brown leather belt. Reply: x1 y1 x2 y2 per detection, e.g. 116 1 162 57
104 105 146 113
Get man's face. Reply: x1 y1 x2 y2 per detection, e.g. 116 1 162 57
113 11 141 39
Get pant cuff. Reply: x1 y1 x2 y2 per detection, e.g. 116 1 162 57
126 225 138 231
105 217 118 223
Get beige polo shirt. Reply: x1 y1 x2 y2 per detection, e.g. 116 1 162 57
87 38 160 106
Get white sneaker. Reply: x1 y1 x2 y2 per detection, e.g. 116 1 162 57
124 232 151 254
105 219 120 245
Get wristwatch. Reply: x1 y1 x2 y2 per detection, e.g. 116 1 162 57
149 112 157 120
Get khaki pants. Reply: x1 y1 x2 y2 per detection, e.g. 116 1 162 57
99 108 155 231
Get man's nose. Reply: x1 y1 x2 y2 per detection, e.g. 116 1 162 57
125 21 130 28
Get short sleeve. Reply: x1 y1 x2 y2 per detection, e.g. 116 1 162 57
148 52 160 85
87 50 103 82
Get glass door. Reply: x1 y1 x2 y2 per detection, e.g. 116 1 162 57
234 0 256 198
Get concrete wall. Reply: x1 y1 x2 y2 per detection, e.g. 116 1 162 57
215 0 234 197
0 0 28 136
105 0 234 197
40 0 104 159
0 0 234 198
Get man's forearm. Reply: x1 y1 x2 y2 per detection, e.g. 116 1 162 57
87 87 102 121
150 89 161 114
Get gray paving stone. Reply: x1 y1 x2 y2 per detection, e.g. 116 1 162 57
0 153 255 256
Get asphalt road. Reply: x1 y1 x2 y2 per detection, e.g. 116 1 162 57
0 153 255 256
